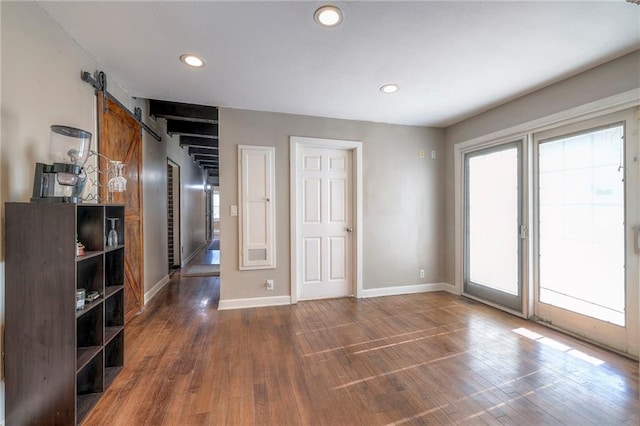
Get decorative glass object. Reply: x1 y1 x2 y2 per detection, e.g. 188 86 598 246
107 218 119 247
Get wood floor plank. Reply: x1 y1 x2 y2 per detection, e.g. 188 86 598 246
81 266 639 425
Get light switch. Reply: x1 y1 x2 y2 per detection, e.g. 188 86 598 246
230 205 238 216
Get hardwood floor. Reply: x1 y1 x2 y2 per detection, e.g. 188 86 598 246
83 273 639 425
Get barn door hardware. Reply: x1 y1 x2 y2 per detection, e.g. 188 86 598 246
81 70 162 142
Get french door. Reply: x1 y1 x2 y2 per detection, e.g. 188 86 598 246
464 140 525 313
462 108 638 357
533 110 639 356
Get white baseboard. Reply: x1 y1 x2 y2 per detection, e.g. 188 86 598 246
144 274 170 305
361 282 451 298
218 295 291 310
181 241 207 267
441 282 458 294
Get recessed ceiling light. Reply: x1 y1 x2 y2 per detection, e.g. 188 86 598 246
314 5 343 27
180 54 206 68
380 84 399 94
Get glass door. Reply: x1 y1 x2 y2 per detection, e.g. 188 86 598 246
464 141 524 313
533 110 639 357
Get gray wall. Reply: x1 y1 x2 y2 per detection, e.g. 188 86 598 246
219 108 445 301
442 49 640 285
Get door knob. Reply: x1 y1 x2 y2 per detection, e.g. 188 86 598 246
346 227 353 233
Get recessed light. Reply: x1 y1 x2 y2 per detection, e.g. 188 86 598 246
180 54 206 68
380 84 399 94
314 5 343 27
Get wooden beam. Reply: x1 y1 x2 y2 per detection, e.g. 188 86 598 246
179 136 218 148
188 146 218 156
149 100 218 123
194 155 218 162
168 121 218 138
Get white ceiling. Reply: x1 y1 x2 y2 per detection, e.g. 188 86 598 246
39 1 640 127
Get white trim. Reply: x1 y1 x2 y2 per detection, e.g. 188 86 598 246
361 283 451 298
290 136 363 304
181 241 207 267
144 274 171 305
454 89 639 151
218 295 291 310
462 292 528 319
238 145 277 270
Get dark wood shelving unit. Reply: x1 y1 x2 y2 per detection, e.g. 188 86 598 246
5 203 126 425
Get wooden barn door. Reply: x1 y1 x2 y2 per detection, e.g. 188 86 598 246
98 93 144 323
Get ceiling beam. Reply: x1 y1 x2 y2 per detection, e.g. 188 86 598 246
188 146 218 156
168 120 218 138
149 99 218 123
194 154 218 162
179 135 218 148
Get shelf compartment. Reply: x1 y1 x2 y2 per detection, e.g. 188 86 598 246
76 250 103 262
105 285 124 300
105 289 124 328
77 346 102 373
77 205 105 252
76 297 102 319
105 330 124 368
77 303 103 348
105 244 125 253
77 392 102 425
76 348 104 400
105 248 125 288
77 255 104 295
105 205 125 247
105 326 124 346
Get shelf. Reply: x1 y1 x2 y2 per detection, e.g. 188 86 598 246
105 285 124 299
77 346 102 373
76 250 103 262
105 326 124 345
105 244 125 253
76 298 102 319
105 366 124 389
77 392 102 424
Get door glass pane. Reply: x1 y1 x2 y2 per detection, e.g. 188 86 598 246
538 125 624 326
468 147 519 295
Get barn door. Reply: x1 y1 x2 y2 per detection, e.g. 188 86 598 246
97 93 144 323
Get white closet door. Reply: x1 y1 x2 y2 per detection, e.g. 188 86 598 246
238 145 276 270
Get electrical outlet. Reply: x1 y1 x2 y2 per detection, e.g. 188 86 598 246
419 269 425 279
431 150 437 159
419 150 425 158
266 279 274 290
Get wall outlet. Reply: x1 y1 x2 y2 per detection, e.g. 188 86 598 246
266 279 274 290
230 205 238 216
431 150 437 159
419 150 425 158
419 269 425 279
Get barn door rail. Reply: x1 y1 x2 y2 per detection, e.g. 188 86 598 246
81 70 162 142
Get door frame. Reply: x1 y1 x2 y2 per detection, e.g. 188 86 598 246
290 136 363 304
167 158 181 270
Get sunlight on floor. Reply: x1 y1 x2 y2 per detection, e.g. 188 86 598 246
512 327 605 366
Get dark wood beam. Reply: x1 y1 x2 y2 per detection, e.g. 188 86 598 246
188 146 218 156
194 155 218 162
149 100 218 123
168 121 218 138
179 136 218 148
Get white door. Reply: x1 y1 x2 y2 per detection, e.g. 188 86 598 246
297 146 353 300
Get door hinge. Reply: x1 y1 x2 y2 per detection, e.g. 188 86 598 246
520 225 528 239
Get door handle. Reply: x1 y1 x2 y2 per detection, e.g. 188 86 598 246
346 227 353 233
633 225 640 254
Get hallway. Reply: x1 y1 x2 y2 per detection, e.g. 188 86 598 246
82 266 638 425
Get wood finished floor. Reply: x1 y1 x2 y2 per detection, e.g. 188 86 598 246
84 274 639 425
